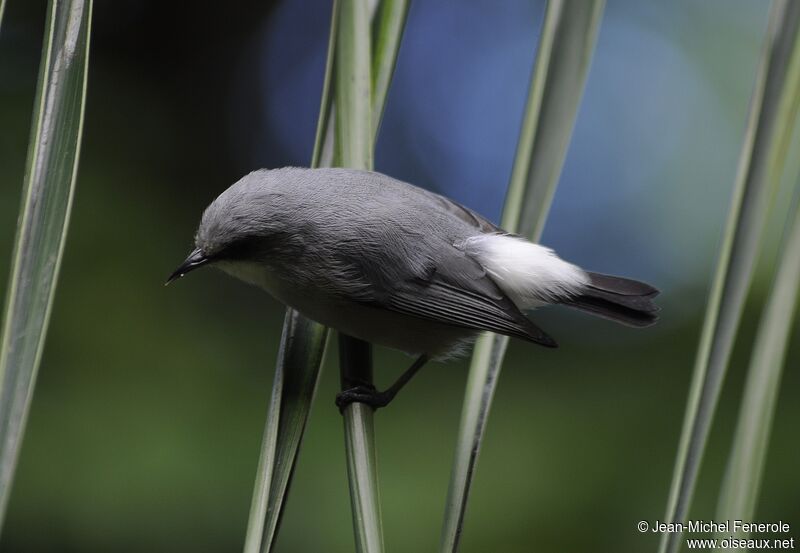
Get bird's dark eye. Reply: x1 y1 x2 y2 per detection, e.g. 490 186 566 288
216 235 262 260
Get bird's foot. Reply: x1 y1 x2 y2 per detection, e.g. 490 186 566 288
335 384 393 413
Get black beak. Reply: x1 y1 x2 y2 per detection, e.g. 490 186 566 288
166 248 209 285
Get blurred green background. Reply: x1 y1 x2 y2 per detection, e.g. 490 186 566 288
0 0 798 552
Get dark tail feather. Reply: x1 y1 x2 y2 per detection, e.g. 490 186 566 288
564 272 660 327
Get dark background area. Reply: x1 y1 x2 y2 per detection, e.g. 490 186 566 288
0 0 798 551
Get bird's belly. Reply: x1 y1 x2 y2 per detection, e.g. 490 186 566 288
217 261 475 358
281 286 476 358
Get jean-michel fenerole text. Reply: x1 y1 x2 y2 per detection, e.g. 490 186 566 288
651 520 791 535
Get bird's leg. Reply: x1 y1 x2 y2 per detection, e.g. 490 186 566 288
336 354 430 413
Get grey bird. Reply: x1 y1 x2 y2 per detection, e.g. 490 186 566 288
168 167 659 409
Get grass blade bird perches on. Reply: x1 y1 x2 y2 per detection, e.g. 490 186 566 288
659 4 800 552
0 0 93 531
331 0 386 550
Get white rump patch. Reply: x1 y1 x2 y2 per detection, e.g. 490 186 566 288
464 234 589 309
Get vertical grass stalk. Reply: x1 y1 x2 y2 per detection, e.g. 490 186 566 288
714 7 800 537
309 0 341 171
339 337 383 553
242 311 329 553
334 0 373 170
0 0 7 34
333 0 385 550
336 0 409 546
716 187 800 541
440 2 605 551
658 4 800 552
0 0 93 530
370 0 409 139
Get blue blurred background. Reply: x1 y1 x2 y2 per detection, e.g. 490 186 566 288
0 0 797 551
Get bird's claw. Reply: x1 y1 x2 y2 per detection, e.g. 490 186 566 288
335 384 392 413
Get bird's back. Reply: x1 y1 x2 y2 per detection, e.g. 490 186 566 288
272 167 494 236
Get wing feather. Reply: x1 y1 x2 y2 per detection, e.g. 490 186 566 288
384 279 557 347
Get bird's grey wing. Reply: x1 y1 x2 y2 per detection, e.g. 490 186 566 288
353 244 557 347
388 278 557 346
324 171 549 344
412 187 504 234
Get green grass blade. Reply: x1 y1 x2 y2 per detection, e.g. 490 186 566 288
0 0 93 529
370 0 409 140
440 334 510 553
342 406 381 549
339 338 383 553
658 4 800 552
318 0 407 169
334 0 373 171
0 0 6 33
334 0 385 550
714 6 800 540
716 189 800 541
242 311 329 553
336 0 410 546
310 1 340 169
503 0 606 240
440 2 605 551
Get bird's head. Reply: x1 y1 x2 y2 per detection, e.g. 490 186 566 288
166 169 297 285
